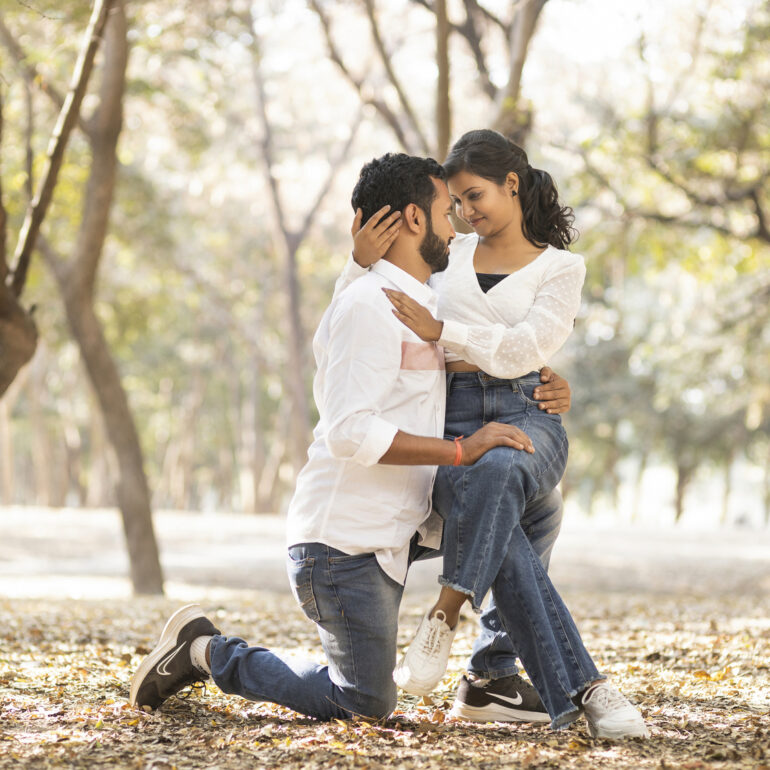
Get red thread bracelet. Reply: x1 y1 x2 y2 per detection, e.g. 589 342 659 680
453 436 465 466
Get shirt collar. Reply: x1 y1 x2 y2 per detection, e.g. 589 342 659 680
371 260 436 306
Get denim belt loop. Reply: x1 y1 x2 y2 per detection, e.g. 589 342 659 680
446 371 456 393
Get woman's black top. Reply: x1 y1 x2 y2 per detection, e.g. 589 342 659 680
475 272 508 294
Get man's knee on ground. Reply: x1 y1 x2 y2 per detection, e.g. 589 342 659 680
353 690 397 721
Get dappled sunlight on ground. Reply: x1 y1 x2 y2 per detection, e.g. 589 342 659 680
0 507 768 767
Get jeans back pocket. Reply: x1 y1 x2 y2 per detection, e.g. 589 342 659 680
286 551 320 623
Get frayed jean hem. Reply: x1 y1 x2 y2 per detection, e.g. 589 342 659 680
467 664 521 680
552 704 582 731
438 576 483 613
551 675 608 731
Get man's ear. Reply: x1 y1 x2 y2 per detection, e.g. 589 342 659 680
402 202 423 234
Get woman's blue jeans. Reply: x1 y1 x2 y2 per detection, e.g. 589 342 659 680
209 372 596 728
434 371 601 727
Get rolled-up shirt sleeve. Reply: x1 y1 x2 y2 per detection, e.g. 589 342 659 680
321 296 402 466
438 257 585 379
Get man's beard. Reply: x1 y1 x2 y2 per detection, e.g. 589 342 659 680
419 215 451 273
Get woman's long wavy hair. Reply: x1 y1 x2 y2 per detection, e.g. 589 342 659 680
443 129 578 249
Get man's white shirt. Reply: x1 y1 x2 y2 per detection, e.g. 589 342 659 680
286 260 445 584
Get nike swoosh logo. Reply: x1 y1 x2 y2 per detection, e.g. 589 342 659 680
156 643 186 676
490 692 523 706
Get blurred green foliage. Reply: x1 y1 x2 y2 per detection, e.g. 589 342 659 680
0 0 767 523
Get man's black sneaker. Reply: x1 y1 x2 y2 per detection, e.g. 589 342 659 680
450 673 550 723
129 604 220 710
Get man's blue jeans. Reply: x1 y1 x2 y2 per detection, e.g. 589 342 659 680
434 372 601 727
209 494 564 724
210 373 594 728
211 544 404 720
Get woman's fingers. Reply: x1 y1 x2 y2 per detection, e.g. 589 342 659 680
374 210 402 240
378 216 401 246
383 289 413 308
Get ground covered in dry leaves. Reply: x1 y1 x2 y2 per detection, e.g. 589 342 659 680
1 589 768 770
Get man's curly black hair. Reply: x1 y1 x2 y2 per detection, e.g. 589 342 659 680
351 153 446 226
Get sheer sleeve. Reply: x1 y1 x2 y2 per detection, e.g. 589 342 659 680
332 254 369 301
438 257 585 379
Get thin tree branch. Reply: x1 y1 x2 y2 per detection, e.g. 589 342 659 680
458 0 497 98
168 255 271 369
309 0 414 150
493 0 547 135
9 0 116 298
70 0 128 297
409 0 497 98
464 0 509 33
24 81 34 200
749 188 770 243
578 152 763 243
0 16 91 137
297 112 363 242
361 0 430 153
246 29 290 246
0 87 8 284
35 234 66 283
436 0 451 159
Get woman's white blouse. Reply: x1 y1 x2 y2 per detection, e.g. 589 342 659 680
431 232 586 378
335 231 585 379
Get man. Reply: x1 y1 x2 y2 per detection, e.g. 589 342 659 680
130 154 563 721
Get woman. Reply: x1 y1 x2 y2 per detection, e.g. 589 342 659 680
348 129 648 739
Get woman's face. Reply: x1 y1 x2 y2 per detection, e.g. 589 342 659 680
447 169 517 237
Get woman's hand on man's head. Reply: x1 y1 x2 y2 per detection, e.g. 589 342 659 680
351 206 401 267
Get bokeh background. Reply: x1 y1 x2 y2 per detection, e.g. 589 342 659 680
0 0 768 595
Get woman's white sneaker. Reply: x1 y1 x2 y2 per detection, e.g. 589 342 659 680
581 682 650 739
393 610 456 695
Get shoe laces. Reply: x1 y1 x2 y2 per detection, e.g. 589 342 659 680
177 677 207 701
583 682 627 711
419 612 449 656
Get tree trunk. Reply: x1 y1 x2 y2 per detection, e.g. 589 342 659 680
239 362 266 513
59 296 163 592
630 452 648 523
28 359 56 505
435 0 451 160
763 450 770 527
62 417 86 507
719 455 733 526
45 4 163 594
0 284 37 398
492 0 547 144
256 401 292 512
85 389 112 507
0 398 13 503
674 462 694 523
283 237 312 473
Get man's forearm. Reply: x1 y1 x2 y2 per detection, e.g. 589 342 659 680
378 430 457 466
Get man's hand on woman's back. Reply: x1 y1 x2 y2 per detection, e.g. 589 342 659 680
534 367 571 414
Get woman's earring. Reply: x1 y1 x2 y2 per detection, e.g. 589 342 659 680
511 190 518 198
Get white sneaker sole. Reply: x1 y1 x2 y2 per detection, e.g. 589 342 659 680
392 662 443 696
450 700 551 723
129 604 204 707
587 720 650 739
